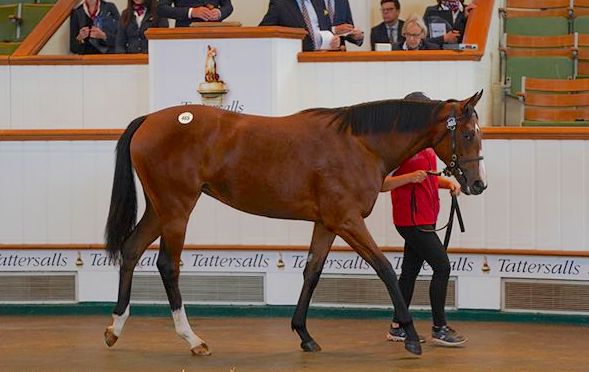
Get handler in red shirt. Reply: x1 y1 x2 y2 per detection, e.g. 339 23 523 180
380 92 466 347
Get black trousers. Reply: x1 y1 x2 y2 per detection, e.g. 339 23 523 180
392 225 451 327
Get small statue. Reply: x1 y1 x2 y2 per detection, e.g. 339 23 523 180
198 45 228 101
205 45 220 83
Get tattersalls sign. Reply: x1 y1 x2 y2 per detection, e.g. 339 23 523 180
1 250 587 281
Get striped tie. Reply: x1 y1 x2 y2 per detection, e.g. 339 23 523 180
327 0 334 24
300 0 316 49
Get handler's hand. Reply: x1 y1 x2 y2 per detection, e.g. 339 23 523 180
409 170 427 183
448 179 461 196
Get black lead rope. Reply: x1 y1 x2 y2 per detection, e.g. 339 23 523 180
442 193 465 250
410 179 466 251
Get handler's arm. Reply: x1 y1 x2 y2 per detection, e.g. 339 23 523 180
381 170 427 192
438 176 461 195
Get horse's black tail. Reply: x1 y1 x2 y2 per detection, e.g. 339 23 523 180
105 115 147 262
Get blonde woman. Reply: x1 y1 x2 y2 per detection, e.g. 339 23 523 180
392 14 439 50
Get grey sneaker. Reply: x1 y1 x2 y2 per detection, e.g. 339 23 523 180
431 325 467 347
386 326 426 343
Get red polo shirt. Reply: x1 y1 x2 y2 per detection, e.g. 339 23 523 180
391 148 440 226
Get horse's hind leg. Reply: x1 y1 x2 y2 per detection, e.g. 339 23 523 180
156 193 210 356
332 216 422 356
291 222 336 352
105 200 160 347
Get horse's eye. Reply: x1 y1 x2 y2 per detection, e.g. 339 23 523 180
463 131 474 141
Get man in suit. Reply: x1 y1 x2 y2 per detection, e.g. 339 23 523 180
158 0 233 28
325 0 364 49
260 0 340 52
370 0 404 51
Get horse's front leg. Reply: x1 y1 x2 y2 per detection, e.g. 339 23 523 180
291 222 336 352
332 215 422 356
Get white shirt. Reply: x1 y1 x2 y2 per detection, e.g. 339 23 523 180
297 0 322 50
134 10 145 28
440 3 464 23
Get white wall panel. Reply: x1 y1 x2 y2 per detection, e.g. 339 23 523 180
83 65 149 128
483 140 510 248
457 276 501 310
508 141 536 248
0 142 24 243
0 66 10 128
11 66 84 129
535 141 561 249
47 142 74 243
3 137 589 252
560 141 585 251
23 142 49 242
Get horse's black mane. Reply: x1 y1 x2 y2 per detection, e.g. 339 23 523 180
304 99 445 136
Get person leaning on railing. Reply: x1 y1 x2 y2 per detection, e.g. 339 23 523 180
115 0 168 54
260 0 340 52
327 0 364 50
70 0 120 54
157 0 233 28
391 14 440 51
423 0 477 47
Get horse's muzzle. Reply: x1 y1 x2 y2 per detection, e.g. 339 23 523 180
471 180 487 195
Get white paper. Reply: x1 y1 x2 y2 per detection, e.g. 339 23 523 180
429 22 447 38
319 30 336 50
375 43 392 51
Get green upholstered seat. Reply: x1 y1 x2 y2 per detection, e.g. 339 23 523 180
505 17 570 36
0 4 18 42
19 3 52 40
0 40 19 54
506 56 574 95
574 16 589 34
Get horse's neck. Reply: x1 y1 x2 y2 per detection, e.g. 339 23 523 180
367 128 434 176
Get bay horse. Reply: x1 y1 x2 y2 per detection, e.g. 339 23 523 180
103 91 487 357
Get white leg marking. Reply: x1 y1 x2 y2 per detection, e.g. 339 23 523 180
172 305 205 348
111 305 130 337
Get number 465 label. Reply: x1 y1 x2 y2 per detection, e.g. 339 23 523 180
178 112 194 125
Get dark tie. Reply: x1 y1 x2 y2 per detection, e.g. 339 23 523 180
388 26 395 44
300 0 316 49
327 0 334 24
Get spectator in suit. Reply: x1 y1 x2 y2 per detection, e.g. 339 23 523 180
370 0 403 51
70 0 120 54
325 0 364 49
392 14 440 50
158 0 233 28
116 0 168 54
423 0 477 46
260 0 340 52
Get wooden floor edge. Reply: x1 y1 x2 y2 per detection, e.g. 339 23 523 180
1 244 588 257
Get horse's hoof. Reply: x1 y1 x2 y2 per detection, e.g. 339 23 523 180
404 340 422 356
301 340 322 352
104 326 118 347
191 343 212 356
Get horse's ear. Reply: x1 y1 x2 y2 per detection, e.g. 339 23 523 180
463 90 483 108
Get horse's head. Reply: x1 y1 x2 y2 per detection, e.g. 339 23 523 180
432 91 487 195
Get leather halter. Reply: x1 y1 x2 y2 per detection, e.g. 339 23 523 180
411 105 484 249
440 105 485 182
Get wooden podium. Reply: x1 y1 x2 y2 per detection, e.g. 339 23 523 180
145 26 306 116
